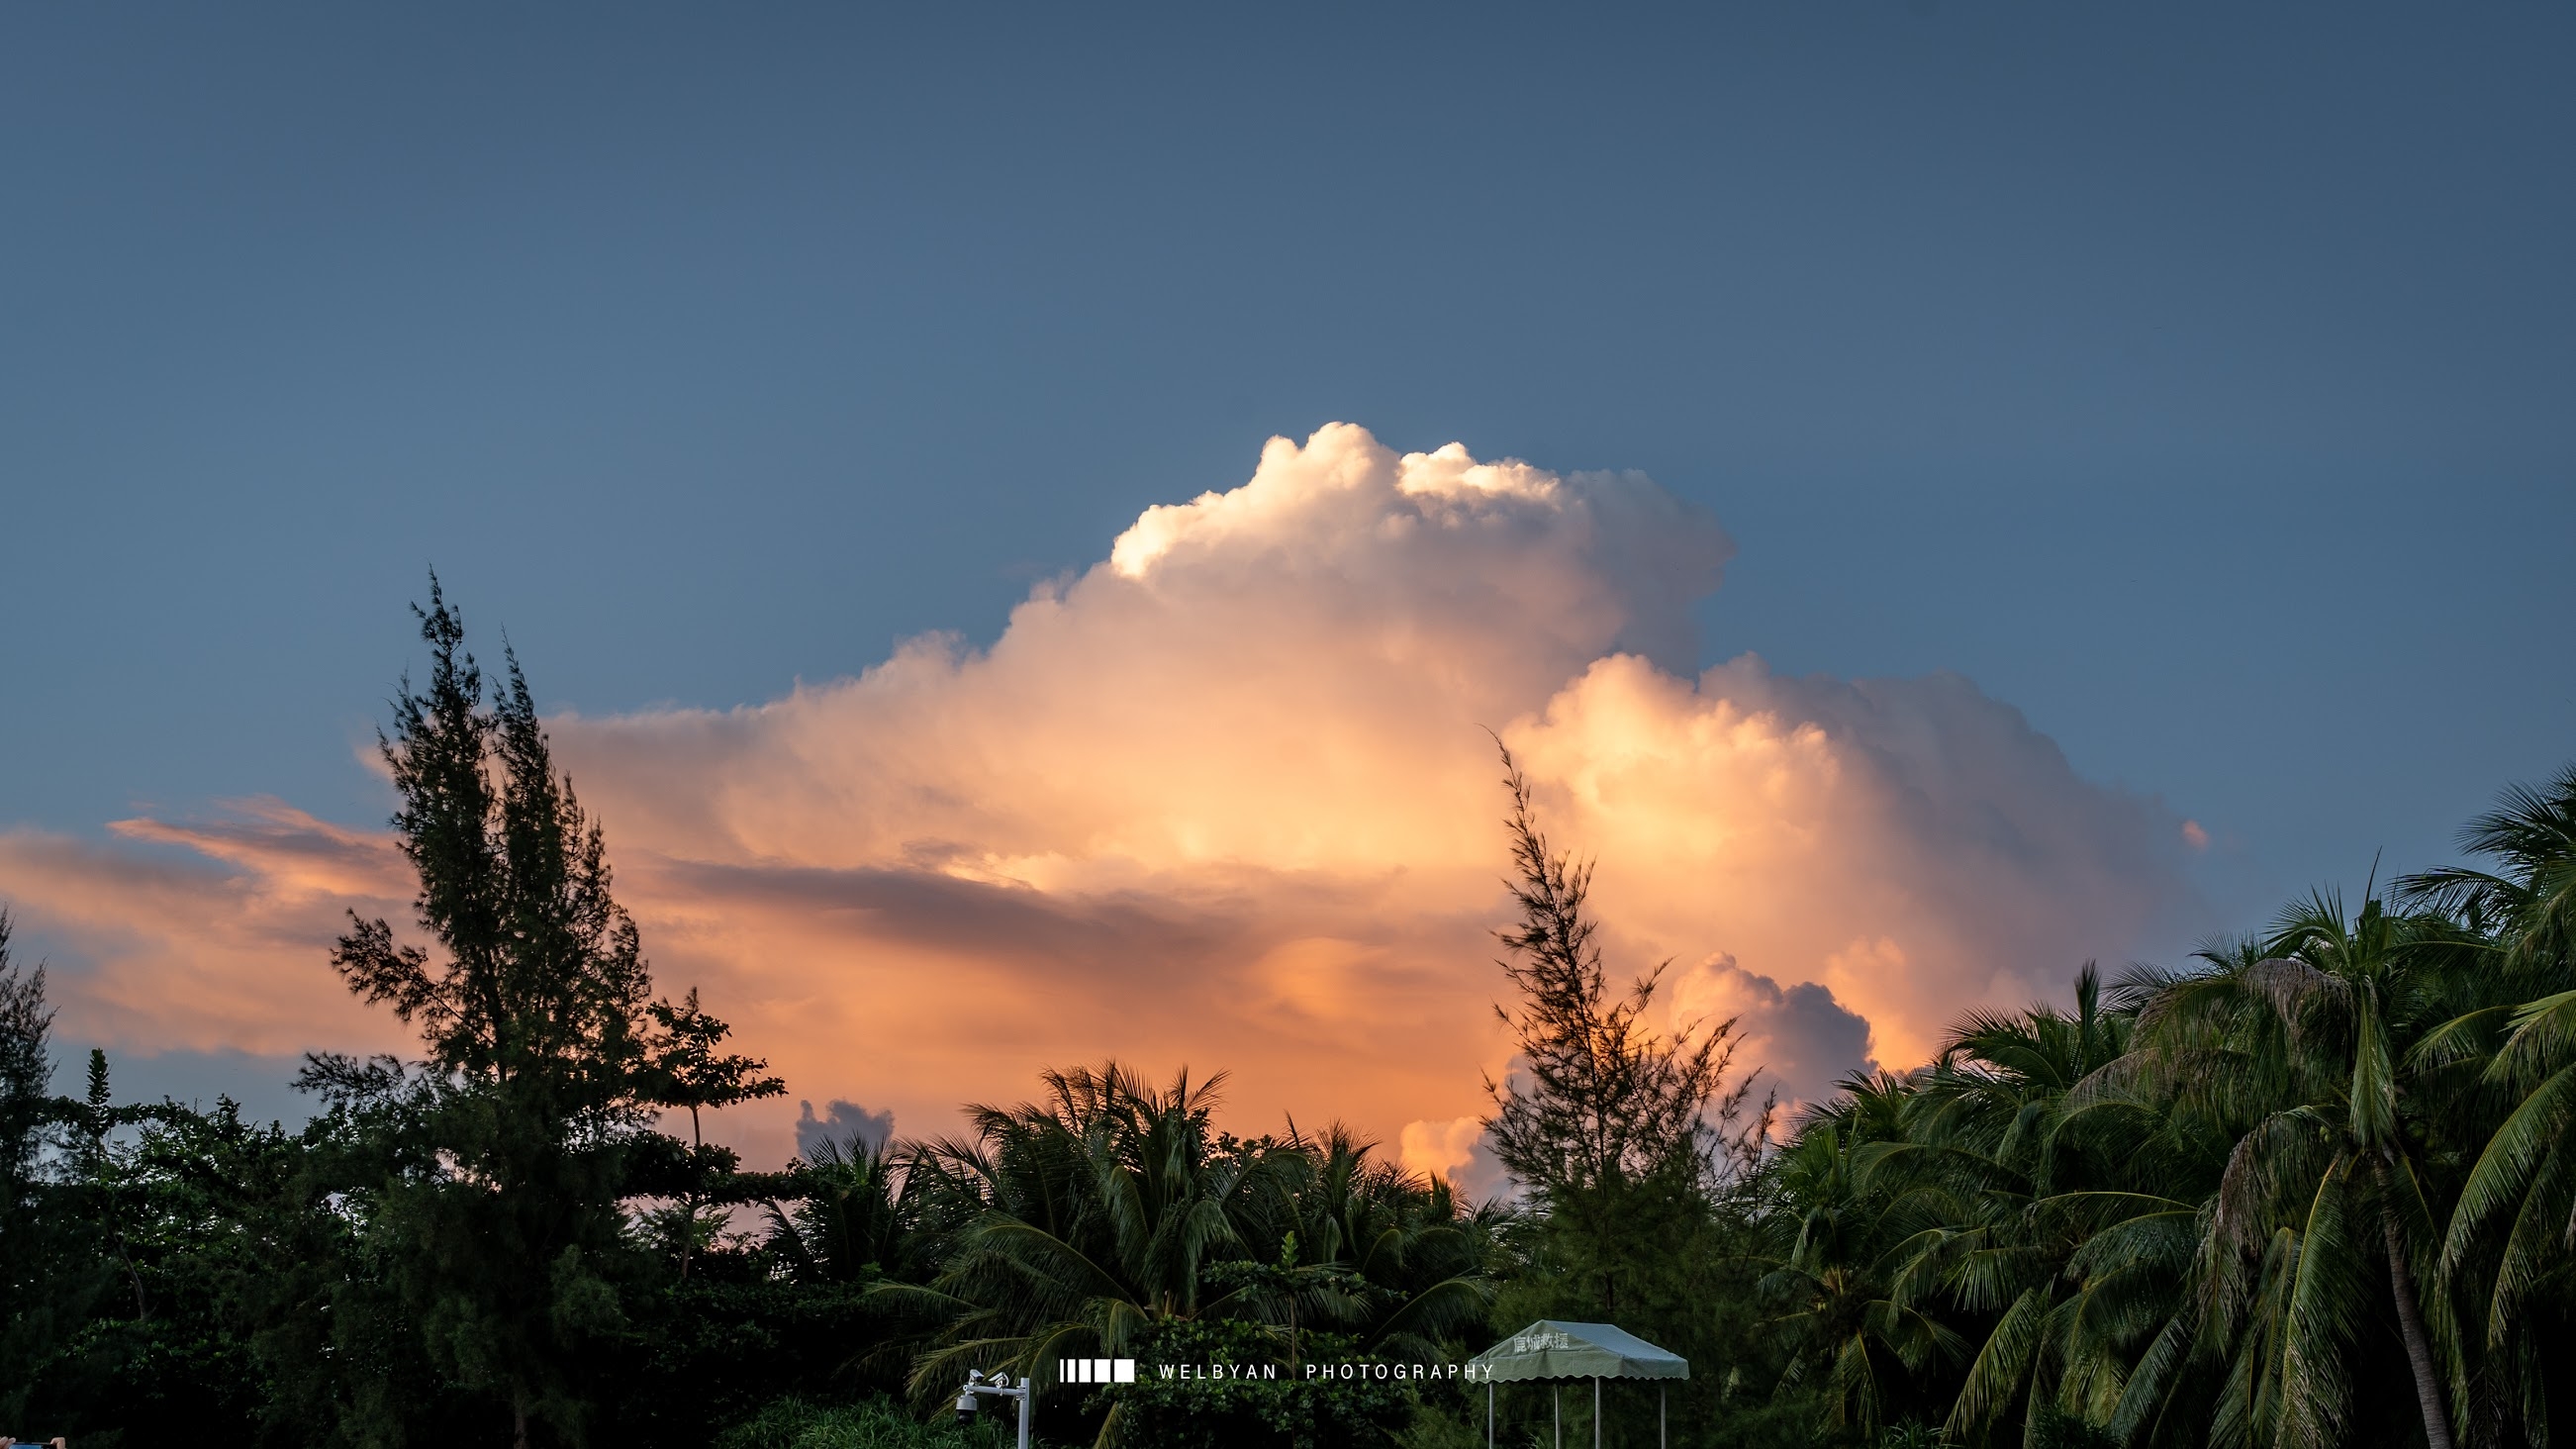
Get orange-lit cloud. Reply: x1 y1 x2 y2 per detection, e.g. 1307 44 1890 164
0 425 2196 1182
0 804 412 1059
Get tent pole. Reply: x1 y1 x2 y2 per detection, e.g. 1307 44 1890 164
1486 1380 1493 1449
1555 1384 1561 1449
1593 1377 1602 1449
1661 1384 1668 1449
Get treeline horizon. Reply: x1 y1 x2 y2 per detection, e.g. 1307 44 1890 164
4 587 2572 1449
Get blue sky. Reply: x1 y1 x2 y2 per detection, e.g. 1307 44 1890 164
2 6 2571 1127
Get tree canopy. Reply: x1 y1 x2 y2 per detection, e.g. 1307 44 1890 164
4 586 2572 1449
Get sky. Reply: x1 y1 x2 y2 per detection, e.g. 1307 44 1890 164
1 5 2570 1183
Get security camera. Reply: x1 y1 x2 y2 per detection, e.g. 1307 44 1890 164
955 1366 1031 1446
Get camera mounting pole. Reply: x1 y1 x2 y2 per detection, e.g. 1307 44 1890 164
954 1369 1033 1449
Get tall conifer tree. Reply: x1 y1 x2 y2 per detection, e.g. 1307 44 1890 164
306 580 664 1449
1481 746 1761 1202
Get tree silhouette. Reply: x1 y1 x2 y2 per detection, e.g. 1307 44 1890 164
305 577 669 1449
641 987 784 1279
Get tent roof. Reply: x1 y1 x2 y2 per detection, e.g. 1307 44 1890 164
1463 1320 1689 1383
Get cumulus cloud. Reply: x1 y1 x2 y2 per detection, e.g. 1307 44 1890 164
1398 1116 1512 1205
0 425 2198 1170
795 1099 896 1161
1669 955 1877 1117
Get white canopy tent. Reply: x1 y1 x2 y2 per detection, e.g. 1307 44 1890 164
1463 1320 1689 1448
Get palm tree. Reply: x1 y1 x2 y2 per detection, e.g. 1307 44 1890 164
2399 764 2576 981
886 1064 1499 1445
890 1063 1276 1406
2401 766 2576 1444
761 1131 957 1288
1875 968 2195 1448
1743 768 2576 1448
2265 893 2456 1449
2105 896 2457 1449
2422 987 2576 1443
1266 1123 1498 1362
1763 1106 1970 1436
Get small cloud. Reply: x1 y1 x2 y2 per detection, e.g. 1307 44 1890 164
1399 1115 1480 1181
795 1099 895 1160
1670 954 1878 1117
1399 1114 1510 1206
2181 820 2210 851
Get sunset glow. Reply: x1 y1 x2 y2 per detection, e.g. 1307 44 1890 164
3 424 2194 1178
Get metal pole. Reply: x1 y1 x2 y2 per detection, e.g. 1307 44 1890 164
1594 1377 1601 1449
1487 1380 1495 1449
1016 1381 1031 1449
1555 1384 1562 1449
1661 1384 1668 1449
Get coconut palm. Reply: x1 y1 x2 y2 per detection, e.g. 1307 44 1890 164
2400 766 2576 1445
1262 1123 1498 1361
2098 893 2458 1449
2399 764 2576 981
882 1062 1498 1446
889 1063 1278 1402
1873 968 2196 1447
2423 987 2576 1444
761 1131 958 1288
1763 1109 1970 1436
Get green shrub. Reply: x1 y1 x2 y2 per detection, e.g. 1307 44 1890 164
716 1394 1021 1449
1097 1318 1418 1449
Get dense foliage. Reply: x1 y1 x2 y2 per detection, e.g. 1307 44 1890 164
4 590 2571 1449
1724 763 2576 1449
